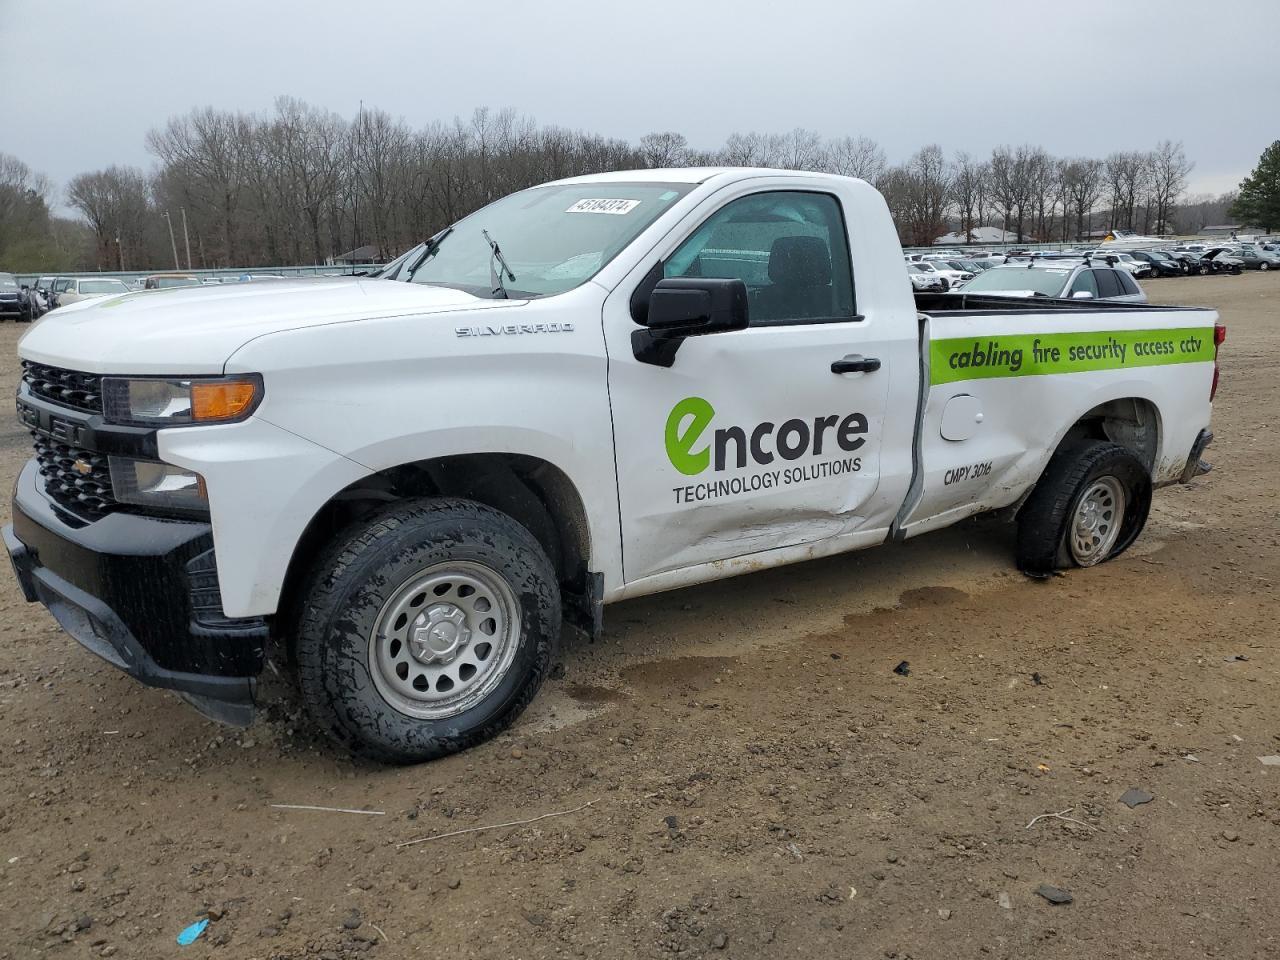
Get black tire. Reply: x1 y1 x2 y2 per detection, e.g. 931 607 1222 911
1260 262 1270 271
1016 441 1152 576
295 497 560 763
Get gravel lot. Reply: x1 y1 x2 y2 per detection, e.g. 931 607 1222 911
0 273 1276 960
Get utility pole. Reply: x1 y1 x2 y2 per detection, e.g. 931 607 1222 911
116 235 125 272
162 211 180 271
180 207 193 270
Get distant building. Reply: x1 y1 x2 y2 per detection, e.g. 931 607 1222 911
326 244 383 266
1200 224 1258 237
933 226 1020 245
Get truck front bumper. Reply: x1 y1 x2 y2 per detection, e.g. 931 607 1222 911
6 459 268 726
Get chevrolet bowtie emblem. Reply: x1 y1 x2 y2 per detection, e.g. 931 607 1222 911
72 459 92 475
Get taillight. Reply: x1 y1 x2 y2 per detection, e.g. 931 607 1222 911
1211 321 1226 401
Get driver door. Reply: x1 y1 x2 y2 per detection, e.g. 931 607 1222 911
603 180 913 589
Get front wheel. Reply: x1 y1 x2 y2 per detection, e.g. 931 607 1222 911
1260 262 1270 271
295 498 561 763
1016 441 1152 576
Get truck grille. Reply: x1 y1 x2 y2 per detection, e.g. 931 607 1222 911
31 433 117 516
21 361 104 414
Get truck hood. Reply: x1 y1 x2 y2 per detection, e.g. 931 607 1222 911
19 278 511 374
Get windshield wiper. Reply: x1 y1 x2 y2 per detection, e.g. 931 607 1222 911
482 229 517 299
405 227 453 280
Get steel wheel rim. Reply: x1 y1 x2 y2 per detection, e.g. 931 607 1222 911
368 561 521 720
1070 476 1126 566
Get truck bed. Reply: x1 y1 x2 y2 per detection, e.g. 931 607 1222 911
914 291 1207 314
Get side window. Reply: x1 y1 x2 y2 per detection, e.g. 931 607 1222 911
1116 271 1140 295
1069 269 1099 297
1094 269 1122 298
665 191 856 326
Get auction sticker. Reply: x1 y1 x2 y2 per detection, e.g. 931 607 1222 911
566 198 640 215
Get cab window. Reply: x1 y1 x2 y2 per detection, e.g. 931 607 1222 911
665 191 856 326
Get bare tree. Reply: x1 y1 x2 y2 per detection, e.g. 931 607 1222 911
1103 151 1150 233
1149 140 1192 236
951 151 988 242
66 166 153 269
1061 158 1103 242
638 132 690 168
990 145 1039 241
882 145 952 246
822 136 886 183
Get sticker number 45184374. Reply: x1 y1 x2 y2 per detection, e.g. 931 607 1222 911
566 198 640 215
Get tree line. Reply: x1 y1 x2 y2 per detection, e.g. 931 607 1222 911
0 98 1252 273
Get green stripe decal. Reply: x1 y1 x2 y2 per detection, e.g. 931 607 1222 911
930 328 1215 385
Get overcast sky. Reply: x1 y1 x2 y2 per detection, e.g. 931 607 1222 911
3 0 1276 204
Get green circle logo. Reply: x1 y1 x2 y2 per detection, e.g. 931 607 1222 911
665 396 714 476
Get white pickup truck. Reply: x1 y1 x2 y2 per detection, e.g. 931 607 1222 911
6 168 1222 762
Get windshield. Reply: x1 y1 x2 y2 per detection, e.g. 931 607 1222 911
958 266 1070 296
80 279 129 294
150 276 201 288
908 264 930 273
405 182 693 298
374 243 424 280
0 275 16 289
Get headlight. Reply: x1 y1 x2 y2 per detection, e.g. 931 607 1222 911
109 457 207 513
102 375 262 426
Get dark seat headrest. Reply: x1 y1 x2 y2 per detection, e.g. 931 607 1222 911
768 235 832 286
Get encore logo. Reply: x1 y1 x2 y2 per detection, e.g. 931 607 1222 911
664 396 869 477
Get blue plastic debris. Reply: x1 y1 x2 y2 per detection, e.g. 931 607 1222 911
177 918 209 946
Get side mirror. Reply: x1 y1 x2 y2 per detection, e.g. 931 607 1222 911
647 278 748 336
632 277 748 367
1071 290 1095 299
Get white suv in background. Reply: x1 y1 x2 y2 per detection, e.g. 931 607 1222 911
925 259 975 289
947 258 1147 302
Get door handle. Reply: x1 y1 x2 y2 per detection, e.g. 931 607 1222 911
831 354 881 374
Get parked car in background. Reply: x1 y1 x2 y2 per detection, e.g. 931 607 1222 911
25 285 49 319
947 259 1147 302
1237 247 1280 271
927 260 975 289
238 273 287 282
53 277 133 307
1129 250 1185 277
908 262 948 292
143 273 203 290
1169 251 1210 275
1082 250 1153 279
1201 248 1244 275
35 276 60 306
910 260 951 290
0 273 39 321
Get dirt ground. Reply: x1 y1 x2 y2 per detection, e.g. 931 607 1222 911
0 273 1276 960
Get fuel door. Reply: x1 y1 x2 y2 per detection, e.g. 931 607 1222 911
940 393 984 441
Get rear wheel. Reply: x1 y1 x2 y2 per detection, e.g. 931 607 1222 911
1016 441 1151 576
1260 262 1270 271
295 498 560 763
